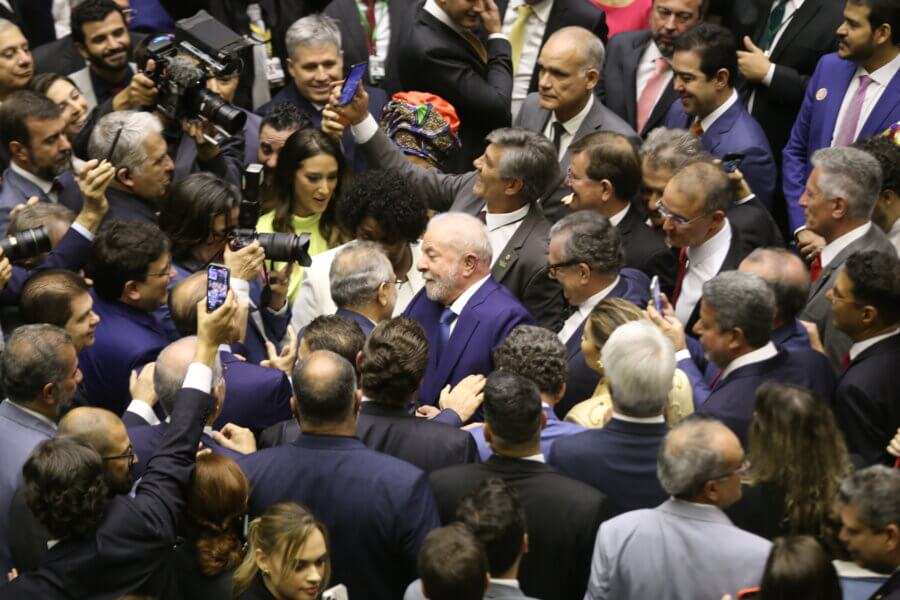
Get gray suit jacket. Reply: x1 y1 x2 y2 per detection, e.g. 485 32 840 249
514 92 639 223
404 579 540 599
800 224 896 370
69 63 137 110
0 400 57 575
585 498 771 600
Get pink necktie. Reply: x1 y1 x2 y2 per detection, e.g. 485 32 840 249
834 74 873 147
636 57 669 133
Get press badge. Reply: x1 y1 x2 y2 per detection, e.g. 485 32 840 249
369 54 386 83
266 56 285 87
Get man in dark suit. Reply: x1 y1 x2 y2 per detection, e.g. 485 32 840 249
783 0 900 236
0 19 33 110
403 213 534 414
239 350 440 600
664 23 777 208
2 292 234 598
335 87 566 328
549 321 672 516
329 241 399 337
429 372 607 600
598 0 705 137
0 1 54 49
0 91 83 234
726 167 786 255
828 250 900 466
514 28 638 223
397 0 513 173
204 68 264 167
546 212 651 415
799 146 897 369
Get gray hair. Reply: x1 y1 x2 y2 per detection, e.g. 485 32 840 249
602 320 675 417
485 128 559 201
285 14 342 60
329 241 394 309
153 336 224 417
838 466 900 532
640 127 707 172
549 211 624 274
0 325 73 406
429 212 493 266
701 271 775 348
88 110 163 175
811 146 882 221
657 418 731 498
742 247 810 322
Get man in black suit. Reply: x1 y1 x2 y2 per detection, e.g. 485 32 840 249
0 19 32 107
829 250 900 467
0 0 54 50
429 371 607 600
725 163 786 254
2 288 235 598
598 0 705 137
397 0 513 173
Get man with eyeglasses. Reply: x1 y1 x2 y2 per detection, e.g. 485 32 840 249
327 241 399 337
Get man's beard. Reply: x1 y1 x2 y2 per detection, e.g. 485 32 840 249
32 150 72 181
86 46 131 75
105 469 134 496
423 262 461 304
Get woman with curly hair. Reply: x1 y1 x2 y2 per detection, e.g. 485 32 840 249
726 383 850 556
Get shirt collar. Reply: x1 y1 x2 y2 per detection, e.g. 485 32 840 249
849 328 900 362
522 453 546 463
720 341 778 381
424 0 467 36
609 203 630 226
687 219 732 265
8 401 58 431
645 40 664 63
612 411 665 424
700 90 739 132
856 51 900 83
489 579 522 589
578 276 621 318
9 161 54 194
449 274 491 316
507 0 553 22
552 93 594 135
485 203 530 231
821 222 871 268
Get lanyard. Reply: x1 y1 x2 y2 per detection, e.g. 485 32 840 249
354 0 386 55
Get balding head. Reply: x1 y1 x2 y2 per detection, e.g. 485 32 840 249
740 248 810 325
293 350 359 431
59 407 135 495
537 27 603 120
661 160 731 249
417 213 492 305
169 272 207 336
155 336 224 419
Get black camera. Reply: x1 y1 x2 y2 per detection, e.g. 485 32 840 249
229 164 312 266
0 226 51 262
145 11 252 135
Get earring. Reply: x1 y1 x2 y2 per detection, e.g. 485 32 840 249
262 569 270 577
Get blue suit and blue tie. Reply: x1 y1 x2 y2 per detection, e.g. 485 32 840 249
0 168 83 235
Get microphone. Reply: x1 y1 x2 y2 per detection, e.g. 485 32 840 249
167 55 205 88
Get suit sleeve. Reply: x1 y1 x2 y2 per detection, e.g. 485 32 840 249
584 524 612 600
782 63 822 232
0 226 92 304
195 133 244 187
835 383 891 466
739 142 777 209
291 264 329 332
397 474 441 583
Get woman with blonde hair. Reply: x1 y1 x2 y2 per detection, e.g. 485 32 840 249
233 503 331 600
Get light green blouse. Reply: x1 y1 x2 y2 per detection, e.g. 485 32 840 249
256 210 330 303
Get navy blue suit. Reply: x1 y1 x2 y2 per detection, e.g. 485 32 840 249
772 319 812 353
335 308 376 337
558 269 651 418
548 417 669 516
403 277 533 411
127 421 242 479
0 169 83 235
256 82 387 174
665 97 777 209
102 187 158 225
78 292 179 415
215 351 293 433
239 434 440 600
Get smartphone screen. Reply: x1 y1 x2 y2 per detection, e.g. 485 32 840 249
206 264 230 312
650 275 663 313
721 153 745 173
337 62 368 106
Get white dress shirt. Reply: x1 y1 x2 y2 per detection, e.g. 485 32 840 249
700 90 739 132
355 0 391 59
502 0 553 119
612 411 666 424
636 41 672 117
485 203 530 266
848 328 900 362
719 341 778 382
831 52 900 146
447 274 491 336
10 162 59 203
558 276 621 343
609 203 629 227
820 222 872 269
675 219 733 324
543 94 594 160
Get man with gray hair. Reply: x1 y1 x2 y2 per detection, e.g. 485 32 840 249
836 466 900 598
548 210 651 414
330 241 398 336
257 14 386 173
799 146 897 370
549 320 674 516
584 418 771 599
404 213 533 424
639 127 705 229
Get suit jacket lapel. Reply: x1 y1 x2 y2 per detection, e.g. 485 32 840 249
751 0 775 43
624 33 651 127
566 319 585 357
420 10 486 67
702 102 739 154
491 206 539 283
339 0 370 63
432 307 480 387
861 69 900 137
768 0 817 62
823 60 858 135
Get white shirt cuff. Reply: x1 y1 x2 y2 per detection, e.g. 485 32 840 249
71 221 95 242
230 277 251 303
488 33 509 42
761 63 776 87
350 114 379 144
125 400 160 425
183 363 212 394
675 349 692 362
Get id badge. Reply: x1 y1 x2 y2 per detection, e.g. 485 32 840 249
368 54 385 84
265 56 285 87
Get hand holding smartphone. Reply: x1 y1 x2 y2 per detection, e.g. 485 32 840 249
650 275 663 313
337 62 368 106
721 152 746 173
206 264 230 312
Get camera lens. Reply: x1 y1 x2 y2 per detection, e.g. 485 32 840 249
0 226 52 262
256 232 312 266
194 88 246 134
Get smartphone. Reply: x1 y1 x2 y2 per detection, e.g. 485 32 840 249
721 152 746 173
206 263 230 312
337 62 368 106
650 275 663 313
322 584 349 600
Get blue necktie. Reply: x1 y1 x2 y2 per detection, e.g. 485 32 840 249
436 307 457 364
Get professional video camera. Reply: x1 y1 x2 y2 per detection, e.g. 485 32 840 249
145 10 252 135
230 164 312 266
1 226 51 263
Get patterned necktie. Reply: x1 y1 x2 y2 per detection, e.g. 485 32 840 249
758 0 788 51
690 119 704 138
636 57 669 133
436 307 457 364
671 247 689 305
507 4 534 75
835 75 873 147
809 255 822 283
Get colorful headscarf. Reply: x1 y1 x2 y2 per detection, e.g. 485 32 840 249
380 91 461 167
882 120 900 146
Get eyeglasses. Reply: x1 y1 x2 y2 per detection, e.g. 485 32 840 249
657 203 710 227
121 8 137 22
711 459 750 481
102 445 137 467
146 260 173 278
548 259 584 277
565 165 596 186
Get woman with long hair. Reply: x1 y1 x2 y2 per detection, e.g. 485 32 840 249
257 128 348 302
30 72 90 142
233 503 331 600
726 383 850 556
732 535 843 600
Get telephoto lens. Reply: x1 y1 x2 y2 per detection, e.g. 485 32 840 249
0 226 52 262
192 88 246 134
256 232 312 266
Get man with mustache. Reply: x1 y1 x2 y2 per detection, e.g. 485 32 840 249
69 0 136 110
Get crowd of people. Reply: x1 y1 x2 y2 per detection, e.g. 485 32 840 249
0 0 898 598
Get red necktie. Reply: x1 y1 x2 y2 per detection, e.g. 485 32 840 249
809 255 822 283
364 0 376 54
709 369 722 389
841 351 851 370
671 248 689 305
690 119 704 138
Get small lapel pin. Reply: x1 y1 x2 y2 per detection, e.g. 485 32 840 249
815 88 828 101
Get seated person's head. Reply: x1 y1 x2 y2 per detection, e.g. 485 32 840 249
671 23 737 119
837 465 900 574
757 536 842 600
567 131 641 213
828 249 900 339
30 73 90 141
330 241 397 324
21 269 99 352
639 128 705 227
739 248 810 327
359 317 428 407
418 213 493 305
419 523 488 600
0 19 33 99
291 350 359 431
581 297 646 375
475 128 558 207
257 102 310 175
59 406 136 495
482 371 545 457
336 169 428 269
159 173 241 268
154 335 225 422
0 90 71 179
88 220 173 311
299 314 365 367
284 15 343 106
661 159 731 249
803 146 881 238
548 211 625 306
535 27 603 121
380 92 460 169
853 136 900 237
88 110 174 203
601 320 674 418
8 203 75 269
455 479 527 579
493 325 567 405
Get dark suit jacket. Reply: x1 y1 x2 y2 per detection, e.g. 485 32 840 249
398 9 513 173
357 401 480 471
239 433 440 600
617 204 677 293
1 224 93 305
403 276 533 409
170 126 245 188
334 308 376 337
7 484 51 573
725 481 789 542
834 335 900 467
665 97 777 209
558 268 651 418
0 168 83 235
727 195 785 255
598 30 678 137
0 0 55 48
430 455 607 600
772 318 811 353
215 351 293 433
513 92 639 223
242 110 262 166
548 417 669 516
102 186 158 225
127 420 242 479
2 387 215 599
